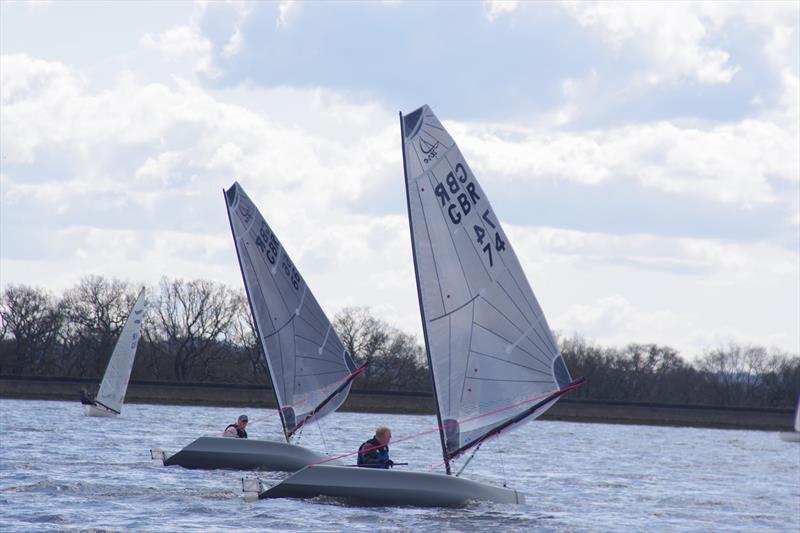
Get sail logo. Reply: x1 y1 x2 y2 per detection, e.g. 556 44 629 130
237 202 253 225
419 137 439 164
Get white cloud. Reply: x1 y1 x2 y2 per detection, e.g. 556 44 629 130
277 0 298 29
140 25 216 78
483 0 518 22
450 113 798 209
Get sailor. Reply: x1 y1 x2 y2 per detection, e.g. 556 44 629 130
223 414 249 438
357 426 393 468
79 386 95 406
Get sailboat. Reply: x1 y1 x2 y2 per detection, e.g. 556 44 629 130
779 397 800 442
152 182 365 471
244 106 584 506
83 287 146 417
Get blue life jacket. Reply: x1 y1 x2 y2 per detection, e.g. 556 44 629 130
357 436 389 467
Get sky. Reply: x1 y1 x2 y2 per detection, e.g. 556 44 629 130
1 0 798 359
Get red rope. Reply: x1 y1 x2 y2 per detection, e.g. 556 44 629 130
309 380 584 467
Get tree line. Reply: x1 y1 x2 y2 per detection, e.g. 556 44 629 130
1 275 798 408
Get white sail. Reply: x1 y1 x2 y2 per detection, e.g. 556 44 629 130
401 106 576 465
225 182 359 438
794 397 800 433
95 288 146 414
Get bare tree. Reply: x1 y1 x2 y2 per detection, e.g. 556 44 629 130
0 285 63 375
228 292 269 384
147 277 238 381
333 306 428 390
60 275 138 377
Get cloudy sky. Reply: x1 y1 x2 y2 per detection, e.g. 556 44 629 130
1 0 798 358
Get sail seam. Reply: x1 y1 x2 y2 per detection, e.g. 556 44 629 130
415 180 448 316
428 294 479 322
478 293 555 361
468 349 551 376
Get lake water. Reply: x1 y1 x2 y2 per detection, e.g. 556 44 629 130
0 399 798 532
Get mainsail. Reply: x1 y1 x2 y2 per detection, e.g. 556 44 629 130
224 182 360 439
95 287 146 414
401 106 578 472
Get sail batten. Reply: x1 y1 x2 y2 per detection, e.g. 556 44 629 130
95 287 146 414
401 105 576 465
225 182 357 439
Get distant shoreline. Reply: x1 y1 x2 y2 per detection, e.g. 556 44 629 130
1 375 794 431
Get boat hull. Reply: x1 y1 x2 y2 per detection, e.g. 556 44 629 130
162 436 326 471
258 464 525 507
779 431 800 443
83 404 118 417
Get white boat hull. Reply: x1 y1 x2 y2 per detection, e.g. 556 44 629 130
160 436 327 471
257 464 525 507
83 404 118 417
779 431 800 443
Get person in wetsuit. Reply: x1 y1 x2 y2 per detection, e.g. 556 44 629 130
79 386 96 406
357 426 393 468
223 414 249 438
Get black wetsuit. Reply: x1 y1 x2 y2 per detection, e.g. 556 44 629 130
225 424 248 438
79 390 95 405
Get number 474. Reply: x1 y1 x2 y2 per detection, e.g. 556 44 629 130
473 209 505 267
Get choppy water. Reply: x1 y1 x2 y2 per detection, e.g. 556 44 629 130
0 399 798 532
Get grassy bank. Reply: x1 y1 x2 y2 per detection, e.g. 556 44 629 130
1 376 794 431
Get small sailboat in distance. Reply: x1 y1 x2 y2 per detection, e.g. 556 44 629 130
245 106 584 506
779 397 800 442
153 182 366 471
82 287 146 417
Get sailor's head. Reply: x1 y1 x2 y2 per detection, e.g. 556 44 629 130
375 426 391 445
238 414 249 427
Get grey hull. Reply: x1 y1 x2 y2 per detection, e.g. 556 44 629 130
258 465 524 507
779 431 800 442
164 437 327 471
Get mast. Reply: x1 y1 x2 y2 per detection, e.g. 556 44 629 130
223 186 290 440
400 112 452 475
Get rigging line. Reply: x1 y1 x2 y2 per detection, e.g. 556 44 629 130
498 433 508 487
309 379 586 468
455 442 482 477
315 414 329 455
